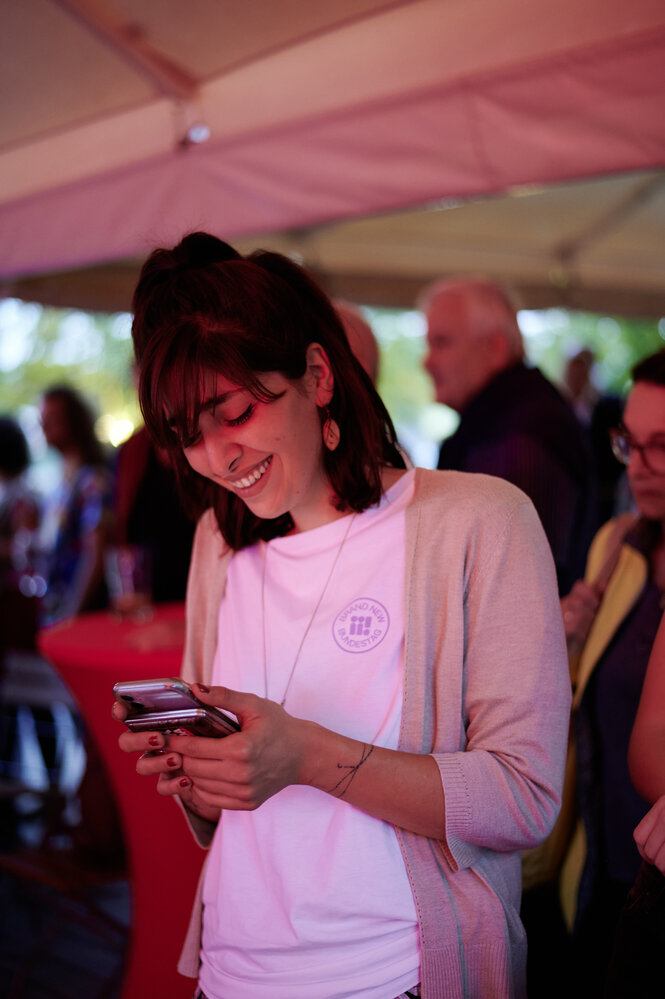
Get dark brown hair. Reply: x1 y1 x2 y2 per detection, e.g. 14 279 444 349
632 348 665 388
0 415 30 477
42 385 106 467
131 232 404 550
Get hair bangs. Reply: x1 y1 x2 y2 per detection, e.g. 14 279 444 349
139 315 285 450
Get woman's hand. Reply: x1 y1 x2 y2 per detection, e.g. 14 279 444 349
113 683 311 817
112 694 222 822
634 795 665 874
560 580 602 652
164 684 310 812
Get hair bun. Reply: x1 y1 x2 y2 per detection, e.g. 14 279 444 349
175 232 242 268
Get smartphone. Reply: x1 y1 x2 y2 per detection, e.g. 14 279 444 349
124 707 239 738
113 677 240 736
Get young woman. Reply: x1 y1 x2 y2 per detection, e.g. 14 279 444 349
114 232 570 999
39 385 112 623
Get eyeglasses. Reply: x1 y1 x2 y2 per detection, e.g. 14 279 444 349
609 427 665 474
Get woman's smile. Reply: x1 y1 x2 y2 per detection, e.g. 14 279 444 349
229 456 273 491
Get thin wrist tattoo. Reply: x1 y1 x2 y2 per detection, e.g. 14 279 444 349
328 743 374 798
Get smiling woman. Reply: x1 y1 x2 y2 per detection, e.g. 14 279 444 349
132 235 403 548
112 231 571 999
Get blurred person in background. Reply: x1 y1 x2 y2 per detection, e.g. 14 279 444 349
421 277 593 597
0 415 40 652
335 301 413 468
0 415 39 592
114 422 194 603
36 386 123 865
39 385 113 625
334 301 380 385
561 347 626 531
112 357 194 605
559 349 665 995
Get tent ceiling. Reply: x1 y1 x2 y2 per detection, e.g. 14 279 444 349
8 169 665 317
2 0 665 316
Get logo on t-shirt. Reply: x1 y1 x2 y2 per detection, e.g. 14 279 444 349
333 597 390 653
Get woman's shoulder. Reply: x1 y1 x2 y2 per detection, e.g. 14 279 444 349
192 507 229 555
412 466 533 515
186 509 232 617
409 468 543 559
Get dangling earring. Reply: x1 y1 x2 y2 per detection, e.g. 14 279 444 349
322 407 341 451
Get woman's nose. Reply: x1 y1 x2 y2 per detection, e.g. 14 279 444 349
200 430 242 476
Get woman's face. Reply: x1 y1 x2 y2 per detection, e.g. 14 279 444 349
179 346 337 532
623 381 665 521
41 396 71 453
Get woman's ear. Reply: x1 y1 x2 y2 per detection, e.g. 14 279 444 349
305 342 335 407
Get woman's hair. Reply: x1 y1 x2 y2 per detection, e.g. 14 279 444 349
632 348 665 388
131 231 405 550
0 415 30 477
42 385 106 467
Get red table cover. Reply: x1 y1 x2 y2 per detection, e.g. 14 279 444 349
39 604 204 999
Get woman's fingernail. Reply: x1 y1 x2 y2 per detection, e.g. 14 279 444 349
166 756 179 768
197 684 210 694
148 735 161 747
179 777 191 789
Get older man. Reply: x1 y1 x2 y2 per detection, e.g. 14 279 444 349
422 277 593 594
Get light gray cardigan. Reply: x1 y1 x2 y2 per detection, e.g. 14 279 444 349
176 468 571 999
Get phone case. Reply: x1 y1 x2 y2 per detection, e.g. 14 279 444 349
113 677 199 715
113 677 240 732
124 707 239 738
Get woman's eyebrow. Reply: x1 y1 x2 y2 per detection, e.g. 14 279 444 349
200 390 241 413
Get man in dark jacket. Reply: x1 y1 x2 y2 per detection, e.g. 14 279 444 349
422 277 593 595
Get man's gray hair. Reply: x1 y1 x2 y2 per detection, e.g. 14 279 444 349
419 276 524 361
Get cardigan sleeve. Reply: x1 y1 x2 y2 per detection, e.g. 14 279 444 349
181 507 230 686
432 494 571 871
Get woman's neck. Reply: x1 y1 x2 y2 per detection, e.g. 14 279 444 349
288 466 408 535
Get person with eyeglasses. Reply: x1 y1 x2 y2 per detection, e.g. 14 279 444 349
557 348 665 996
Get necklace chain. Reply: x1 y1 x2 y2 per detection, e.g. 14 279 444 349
261 513 357 707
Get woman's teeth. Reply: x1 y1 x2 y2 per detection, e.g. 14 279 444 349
232 457 272 490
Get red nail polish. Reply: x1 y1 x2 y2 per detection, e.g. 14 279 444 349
166 756 179 768
148 735 160 747
179 777 190 788
197 684 210 694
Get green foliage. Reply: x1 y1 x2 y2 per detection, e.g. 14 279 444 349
521 309 665 397
0 300 141 445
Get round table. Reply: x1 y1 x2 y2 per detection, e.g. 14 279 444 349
39 603 204 999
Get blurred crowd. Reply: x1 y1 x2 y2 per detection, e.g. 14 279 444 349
0 384 195 644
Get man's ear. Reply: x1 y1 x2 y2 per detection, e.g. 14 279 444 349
486 331 513 373
305 342 335 407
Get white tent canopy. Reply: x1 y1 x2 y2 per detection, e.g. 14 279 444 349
2 0 665 314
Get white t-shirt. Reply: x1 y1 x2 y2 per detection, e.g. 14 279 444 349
200 470 420 999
